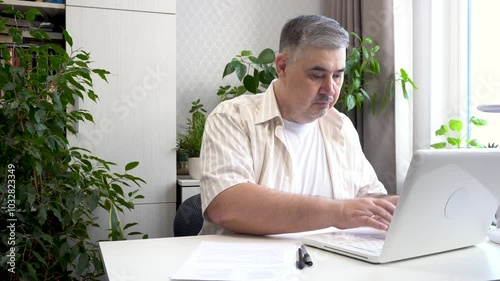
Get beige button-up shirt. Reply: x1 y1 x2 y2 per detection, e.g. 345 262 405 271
199 83 386 234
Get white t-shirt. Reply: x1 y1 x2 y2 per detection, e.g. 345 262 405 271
282 119 333 198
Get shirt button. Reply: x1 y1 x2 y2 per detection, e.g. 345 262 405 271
284 176 289 181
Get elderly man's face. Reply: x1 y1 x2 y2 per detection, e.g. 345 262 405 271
275 46 346 124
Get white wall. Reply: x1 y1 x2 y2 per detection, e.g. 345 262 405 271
176 0 324 133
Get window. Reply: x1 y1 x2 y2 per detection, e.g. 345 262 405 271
469 0 500 147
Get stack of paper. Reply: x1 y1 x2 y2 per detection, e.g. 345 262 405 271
171 241 297 281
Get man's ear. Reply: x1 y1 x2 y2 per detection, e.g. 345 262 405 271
275 53 288 78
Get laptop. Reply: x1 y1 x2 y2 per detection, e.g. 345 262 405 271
301 149 500 263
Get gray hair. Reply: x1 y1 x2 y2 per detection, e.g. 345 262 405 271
279 15 349 59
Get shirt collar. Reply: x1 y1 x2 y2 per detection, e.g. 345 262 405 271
254 79 345 136
255 79 283 125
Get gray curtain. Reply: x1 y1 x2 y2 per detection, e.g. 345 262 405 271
325 0 397 194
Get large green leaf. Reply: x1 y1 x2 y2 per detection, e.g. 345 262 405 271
448 119 462 132
243 72 259 94
257 48 276 64
235 63 247 81
222 62 235 78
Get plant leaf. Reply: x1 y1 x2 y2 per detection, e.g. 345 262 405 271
431 142 447 149
448 119 462 132
470 116 488 126
435 125 448 136
346 95 356 112
447 137 461 146
240 50 252 56
467 139 481 147
257 48 276 64
243 73 259 94
125 161 139 171
63 29 73 47
235 63 247 81
222 62 235 78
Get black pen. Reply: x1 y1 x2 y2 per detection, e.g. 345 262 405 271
300 245 313 266
296 247 305 269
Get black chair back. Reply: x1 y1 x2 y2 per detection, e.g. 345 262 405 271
173 194 203 236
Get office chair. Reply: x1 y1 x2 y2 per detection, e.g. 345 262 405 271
173 194 203 237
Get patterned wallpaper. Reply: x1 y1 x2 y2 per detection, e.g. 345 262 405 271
176 0 324 133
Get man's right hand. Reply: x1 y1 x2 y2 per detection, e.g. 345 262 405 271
334 197 398 230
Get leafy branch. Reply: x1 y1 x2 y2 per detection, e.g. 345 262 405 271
430 116 488 149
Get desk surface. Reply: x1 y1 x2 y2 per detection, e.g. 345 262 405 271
99 230 500 281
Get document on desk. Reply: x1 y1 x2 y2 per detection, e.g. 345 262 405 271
170 241 296 281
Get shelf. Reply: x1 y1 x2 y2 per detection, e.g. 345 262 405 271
0 30 63 42
23 30 62 40
1 0 65 17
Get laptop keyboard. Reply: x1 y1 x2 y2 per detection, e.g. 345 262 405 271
330 235 385 255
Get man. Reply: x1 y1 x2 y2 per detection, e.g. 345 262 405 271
199 15 398 235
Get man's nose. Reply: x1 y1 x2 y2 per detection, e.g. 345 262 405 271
319 77 335 96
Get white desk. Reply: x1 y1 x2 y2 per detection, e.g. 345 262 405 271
99 231 500 281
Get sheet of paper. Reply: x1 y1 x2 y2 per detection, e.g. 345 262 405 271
170 241 297 281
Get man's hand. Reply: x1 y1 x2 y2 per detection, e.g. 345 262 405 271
335 196 398 231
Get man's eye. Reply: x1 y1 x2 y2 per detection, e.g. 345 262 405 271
311 74 323 79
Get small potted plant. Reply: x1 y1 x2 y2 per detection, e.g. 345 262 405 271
177 99 206 180
430 116 488 149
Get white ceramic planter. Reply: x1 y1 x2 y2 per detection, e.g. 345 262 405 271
188 157 202 180
496 205 500 228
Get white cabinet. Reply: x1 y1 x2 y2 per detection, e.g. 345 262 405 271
65 0 175 13
176 177 201 209
66 1 176 238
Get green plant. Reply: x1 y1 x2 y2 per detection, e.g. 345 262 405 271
487 142 499 148
430 116 488 149
177 99 206 158
216 32 417 114
342 33 416 113
216 48 276 101
0 5 146 280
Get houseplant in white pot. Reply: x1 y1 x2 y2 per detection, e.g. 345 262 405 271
177 99 206 180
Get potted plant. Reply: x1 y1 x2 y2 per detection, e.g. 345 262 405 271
216 32 417 115
177 99 206 180
430 116 488 149
0 6 146 280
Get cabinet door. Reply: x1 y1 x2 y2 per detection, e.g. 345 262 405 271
66 7 176 236
66 0 175 14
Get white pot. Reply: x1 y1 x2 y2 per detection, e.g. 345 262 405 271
188 157 202 180
496 205 500 229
